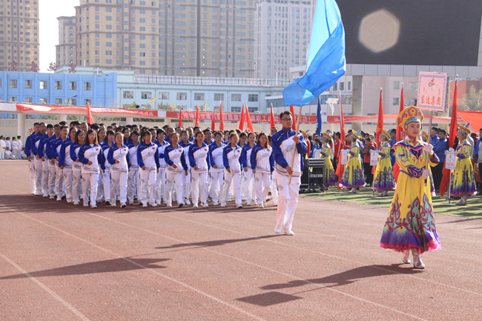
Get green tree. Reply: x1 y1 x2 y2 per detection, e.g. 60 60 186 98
459 85 482 111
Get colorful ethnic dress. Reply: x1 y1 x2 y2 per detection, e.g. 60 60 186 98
373 142 396 191
321 144 338 186
379 140 441 253
339 140 366 188
450 139 477 197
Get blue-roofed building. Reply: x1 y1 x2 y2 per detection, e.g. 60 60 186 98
0 71 117 107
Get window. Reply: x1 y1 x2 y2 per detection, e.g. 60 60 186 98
408 82 418 91
55 98 63 105
123 91 134 99
194 93 204 100
231 106 241 113
10 79 17 88
141 91 152 99
40 98 48 104
393 81 400 90
177 92 187 100
24 79 32 89
339 82 345 91
69 81 77 90
10 97 17 102
348 81 351 91
248 107 258 113
214 93 224 101
25 97 33 103
248 94 258 102
55 81 62 90
231 93 241 101
393 97 400 106
159 92 169 100
333 83 338 91
84 99 91 106
84 82 91 91
71 99 77 106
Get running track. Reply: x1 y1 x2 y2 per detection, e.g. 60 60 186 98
0 161 481 320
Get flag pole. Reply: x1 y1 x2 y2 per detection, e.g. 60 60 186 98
288 106 303 184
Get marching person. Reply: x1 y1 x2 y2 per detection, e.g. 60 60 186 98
379 106 441 269
52 125 68 201
179 130 193 205
46 125 61 199
100 130 115 205
272 111 308 235
0 136 5 160
373 130 396 196
209 131 225 206
79 129 103 208
108 133 129 208
12 137 20 159
189 131 210 208
126 131 141 205
269 135 278 206
339 131 366 193
138 131 160 207
70 130 85 205
321 133 338 188
241 132 257 205
32 123 47 196
250 132 274 208
221 133 243 208
38 124 54 197
59 127 77 203
450 124 477 205
25 123 39 194
155 129 168 205
164 132 188 207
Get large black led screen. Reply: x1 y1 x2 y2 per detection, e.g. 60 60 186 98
337 0 482 66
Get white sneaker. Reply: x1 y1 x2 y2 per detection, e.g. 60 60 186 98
166 203 172 207
237 204 243 209
184 199 191 205
193 203 199 208
151 203 158 207
111 202 117 207
258 203 264 208
49 196 55 199
43 194 49 198
201 202 208 207
285 229 294 236
246 201 251 206
213 202 219 206
411 249 425 269
143 203 148 208
220 203 226 207
83 204 89 207
274 225 283 234
121 203 127 208
90 204 97 209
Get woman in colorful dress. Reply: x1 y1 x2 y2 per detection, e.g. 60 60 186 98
379 106 441 269
373 130 396 196
450 124 477 205
339 131 366 193
321 132 338 188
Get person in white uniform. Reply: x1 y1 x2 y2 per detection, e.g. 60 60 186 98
221 133 243 208
241 132 257 205
108 133 130 208
164 132 188 207
38 124 54 197
272 111 308 236
0 136 5 160
70 130 85 205
52 126 68 200
79 129 103 208
59 127 77 203
251 133 275 208
209 131 225 206
188 131 211 208
155 129 168 205
46 125 61 199
32 123 47 195
126 131 141 205
25 123 39 194
100 130 115 205
179 130 192 205
137 131 160 207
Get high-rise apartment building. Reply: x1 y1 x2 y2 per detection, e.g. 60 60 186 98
56 16 77 67
254 0 315 80
65 0 255 77
0 0 40 72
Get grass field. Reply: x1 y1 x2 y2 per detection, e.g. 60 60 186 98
305 188 482 219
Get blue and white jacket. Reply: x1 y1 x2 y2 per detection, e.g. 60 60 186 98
241 143 255 170
108 144 129 172
70 142 83 169
188 142 210 172
59 138 75 167
223 144 242 173
179 140 193 171
272 128 307 177
137 142 160 170
38 134 53 159
126 141 140 168
209 141 225 173
155 140 169 169
165 144 188 173
101 141 114 171
250 144 274 174
78 144 103 174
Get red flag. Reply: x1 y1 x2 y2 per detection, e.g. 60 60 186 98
245 104 254 133
335 96 346 189
396 83 405 141
238 104 245 131
195 105 200 127
440 79 458 196
87 102 93 124
290 105 296 130
219 102 225 131
211 106 216 130
375 88 384 147
178 106 183 127
270 103 275 129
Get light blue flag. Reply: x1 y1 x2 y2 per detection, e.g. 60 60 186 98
316 96 322 136
283 0 345 106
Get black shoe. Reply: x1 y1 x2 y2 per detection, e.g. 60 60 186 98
178 203 183 208
121 204 127 208
105 201 111 206
138 202 143 206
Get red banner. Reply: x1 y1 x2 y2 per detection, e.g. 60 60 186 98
16 104 159 117
166 111 318 123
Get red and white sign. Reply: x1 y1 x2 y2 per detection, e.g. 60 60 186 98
166 111 318 123
16 104 159 117
417 72 447 112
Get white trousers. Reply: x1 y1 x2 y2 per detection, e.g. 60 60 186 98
111 171 128 204
28 159 36 194
13 149 21 159
34 158 43 195
270 170 279 205
128 167 140 203
0 148 4 159
209 170 224 204
191 170 208 204
41 159 50 197
72 166 83 203
243 170 256 203
140 168 157 205
55 166 64 200
82 172 99 206
276 173 300 231
156 167 166 204
48 162 57 197
102 170 111 202
182 170 192 202
62 166 73 202
255 172 271 204
222 170 242 206
166 170 184 205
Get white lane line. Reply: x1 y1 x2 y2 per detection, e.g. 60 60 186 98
0 251 91 321
17 213 266 321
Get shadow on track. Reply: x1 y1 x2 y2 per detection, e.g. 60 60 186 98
155 235 279 250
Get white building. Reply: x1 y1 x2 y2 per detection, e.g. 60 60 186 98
254 0 315 80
